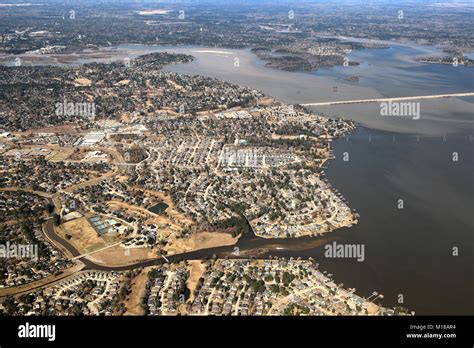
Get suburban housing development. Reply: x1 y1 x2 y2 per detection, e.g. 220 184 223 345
0 50 394 316
2 0 471 323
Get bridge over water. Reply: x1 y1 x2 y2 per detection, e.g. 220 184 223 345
300 92 474 107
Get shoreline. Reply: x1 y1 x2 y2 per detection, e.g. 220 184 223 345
0 35 446 69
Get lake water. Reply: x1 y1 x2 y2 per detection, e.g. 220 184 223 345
300 128 473 315
152 42 473 314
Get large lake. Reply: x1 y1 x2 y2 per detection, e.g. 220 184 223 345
155 42 473 314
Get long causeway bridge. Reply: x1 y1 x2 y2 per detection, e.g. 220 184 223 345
300 92 474 107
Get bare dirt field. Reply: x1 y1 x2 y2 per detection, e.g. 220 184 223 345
58 217 106 253
48 147 75 161
73 78 92 86
124 267 154 315
84 244 159 266
164 231 238 255
186 260 206 303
